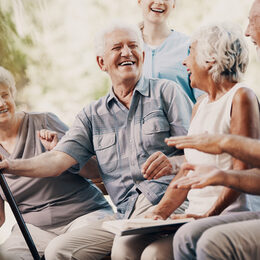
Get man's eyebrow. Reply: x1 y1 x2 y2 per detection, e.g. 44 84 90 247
111 42 122 46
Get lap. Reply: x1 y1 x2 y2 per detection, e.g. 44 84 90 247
197 219 260 259
0 223 56 260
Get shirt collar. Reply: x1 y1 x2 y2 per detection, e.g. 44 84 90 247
107 75 149 106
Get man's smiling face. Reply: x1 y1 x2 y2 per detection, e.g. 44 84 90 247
98 28 144 86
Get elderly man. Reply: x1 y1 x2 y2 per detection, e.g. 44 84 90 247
166 1 260 259
0 23 193 260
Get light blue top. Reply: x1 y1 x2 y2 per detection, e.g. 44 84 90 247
143 30 203 103
55 76 193 219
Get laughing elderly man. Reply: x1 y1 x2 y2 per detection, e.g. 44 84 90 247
0 23 193 259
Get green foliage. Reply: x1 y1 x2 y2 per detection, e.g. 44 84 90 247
0 8 29 90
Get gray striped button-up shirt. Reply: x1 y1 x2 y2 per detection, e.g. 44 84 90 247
55 76 193 218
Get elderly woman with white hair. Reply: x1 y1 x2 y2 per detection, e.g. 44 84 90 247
117 23 260 260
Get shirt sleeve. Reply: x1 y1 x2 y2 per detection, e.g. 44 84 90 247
44 112 69 140
54 108 94 169
162 81 193 136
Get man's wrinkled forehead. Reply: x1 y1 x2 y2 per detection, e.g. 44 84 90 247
104 28 140 47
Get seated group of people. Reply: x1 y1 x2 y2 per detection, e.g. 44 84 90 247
0 0 260 259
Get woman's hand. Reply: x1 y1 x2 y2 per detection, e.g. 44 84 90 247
141 151 173 180
144 211 165 220
37 129 58 151
171 213 208 220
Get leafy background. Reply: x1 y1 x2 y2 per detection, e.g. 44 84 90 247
0 0 258 125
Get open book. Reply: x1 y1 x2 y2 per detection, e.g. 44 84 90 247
102 217 194 236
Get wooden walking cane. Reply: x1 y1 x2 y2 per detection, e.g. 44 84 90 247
0 170 44 260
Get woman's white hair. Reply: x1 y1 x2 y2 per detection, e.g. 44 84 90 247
95 22 144 56
0 67 16 96
191 23 249 83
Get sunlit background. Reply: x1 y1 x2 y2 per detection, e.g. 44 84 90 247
0 0 258 125
0 0 258 243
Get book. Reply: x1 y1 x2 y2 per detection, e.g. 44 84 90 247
102 217 194 236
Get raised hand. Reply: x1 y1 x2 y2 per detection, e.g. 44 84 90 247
37 129 58 151
165 133 224 154
170 163 225 190
141 151 173 180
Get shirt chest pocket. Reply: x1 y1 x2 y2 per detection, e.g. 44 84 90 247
142 110 170 151
93 133 118 173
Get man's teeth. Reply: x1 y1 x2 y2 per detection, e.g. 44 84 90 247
151 8 164 13
0 109 8 114
120 61 134 66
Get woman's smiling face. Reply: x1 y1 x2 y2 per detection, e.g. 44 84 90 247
0 83 16 125
138 0 175 25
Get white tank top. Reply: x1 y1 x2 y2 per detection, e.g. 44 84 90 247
185 83 248 215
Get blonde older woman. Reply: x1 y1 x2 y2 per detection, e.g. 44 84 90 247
112 23 260 260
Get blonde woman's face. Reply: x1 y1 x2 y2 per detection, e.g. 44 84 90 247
182 42 209 90
138 0 175 25
0 83 16 125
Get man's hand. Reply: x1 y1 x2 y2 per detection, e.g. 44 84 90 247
37 129 58 151
142 151 173 180
171 213 208 220
170 163 226 189
165 133 224 154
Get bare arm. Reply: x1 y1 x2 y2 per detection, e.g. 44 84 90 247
1 150 77 178
0 197 5 227
171 164 260 195
145 166 189 220
204 88 260 216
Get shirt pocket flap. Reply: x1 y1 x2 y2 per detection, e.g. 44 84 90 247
93 133 116 151
143 111 170 134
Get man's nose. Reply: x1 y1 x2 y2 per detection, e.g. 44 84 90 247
0 97 5 106
121 45 132 56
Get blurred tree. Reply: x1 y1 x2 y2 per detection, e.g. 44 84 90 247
0 6 30 94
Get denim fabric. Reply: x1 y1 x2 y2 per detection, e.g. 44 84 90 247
55 76 193 218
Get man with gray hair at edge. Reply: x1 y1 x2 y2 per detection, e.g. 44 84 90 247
166 0 260 259
0 22 193 259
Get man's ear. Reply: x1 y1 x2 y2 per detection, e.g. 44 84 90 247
137 0 141 5
142 51 145 63
96 56 107 71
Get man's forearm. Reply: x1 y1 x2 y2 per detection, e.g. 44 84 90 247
221 135 260 168
4 151 76 178
224 168 260 195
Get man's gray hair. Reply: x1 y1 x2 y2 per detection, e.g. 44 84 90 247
191 23 249 83
95 22 144 56
0 67 16 96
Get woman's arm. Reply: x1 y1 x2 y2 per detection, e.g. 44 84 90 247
205 87 260 216
145 165 189 220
